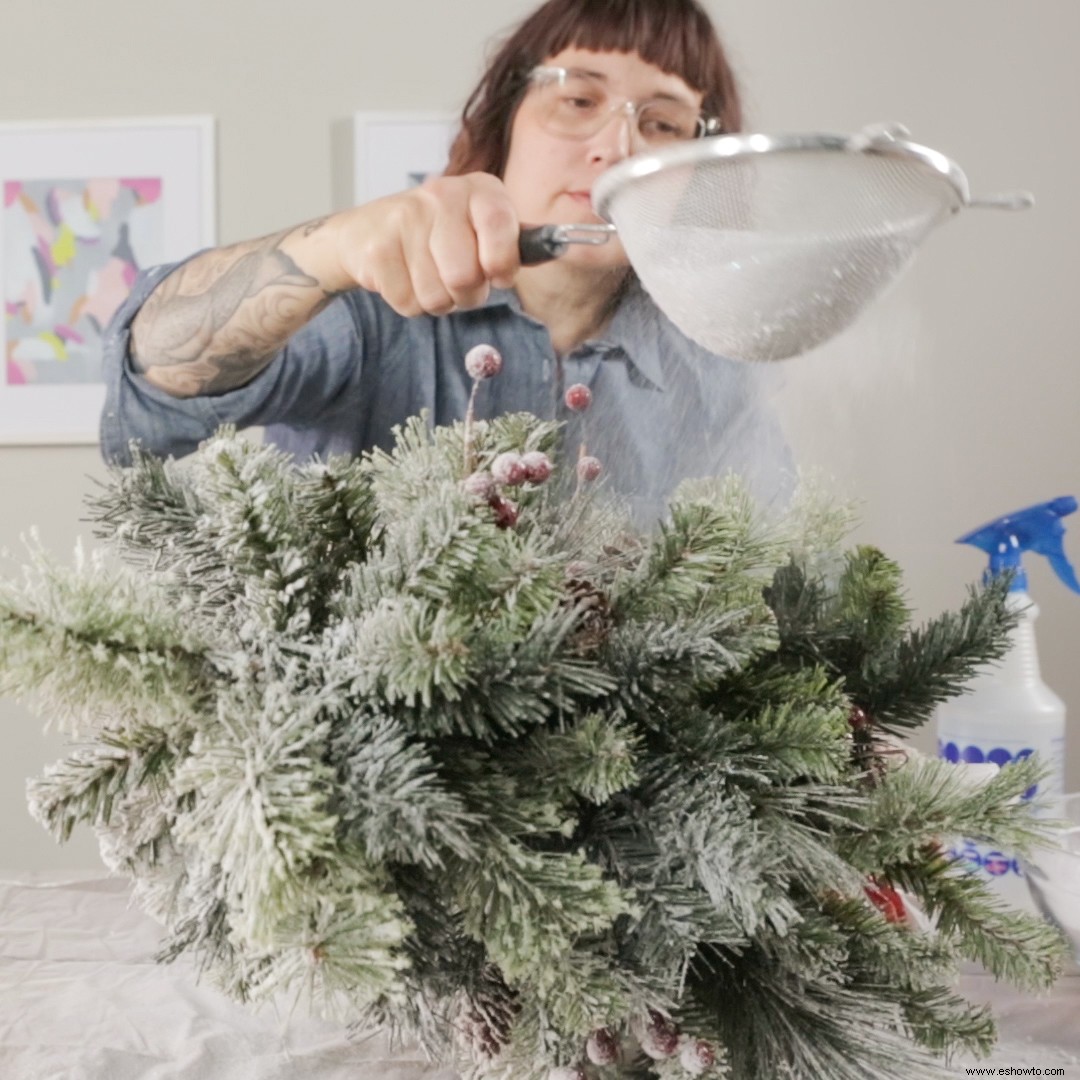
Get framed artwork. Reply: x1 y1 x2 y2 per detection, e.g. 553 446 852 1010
1 116 215 445
353 112 457 205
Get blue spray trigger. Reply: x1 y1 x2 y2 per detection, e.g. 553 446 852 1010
957 495 1080 594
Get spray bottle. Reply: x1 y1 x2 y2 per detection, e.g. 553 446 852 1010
936 496 1079 912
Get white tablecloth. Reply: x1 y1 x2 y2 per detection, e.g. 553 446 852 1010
1 873 1076 1079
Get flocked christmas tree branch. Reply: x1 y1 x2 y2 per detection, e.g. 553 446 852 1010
0 344 1068 1080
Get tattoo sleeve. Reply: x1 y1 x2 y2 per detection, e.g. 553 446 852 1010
130 218 341 397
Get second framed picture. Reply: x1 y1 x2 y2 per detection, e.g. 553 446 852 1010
1 116 215 445
353 112 457 205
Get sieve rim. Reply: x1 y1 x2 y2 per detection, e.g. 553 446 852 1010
590 130 970 222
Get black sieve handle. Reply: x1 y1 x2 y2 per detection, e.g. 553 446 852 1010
518 223 617 266
518 225 566 266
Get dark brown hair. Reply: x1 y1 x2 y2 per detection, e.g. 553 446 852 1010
444 0 743 178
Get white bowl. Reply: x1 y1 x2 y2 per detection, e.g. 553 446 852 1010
1022 793 1080 963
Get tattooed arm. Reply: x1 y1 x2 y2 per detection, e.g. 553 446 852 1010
130 217 347 398
129 173 523 400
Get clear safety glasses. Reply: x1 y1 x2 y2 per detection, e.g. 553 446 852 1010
527 66 720 150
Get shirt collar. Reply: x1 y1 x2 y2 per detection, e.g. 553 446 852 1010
482 282 667 391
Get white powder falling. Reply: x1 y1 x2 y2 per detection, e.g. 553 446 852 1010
624 222 923 362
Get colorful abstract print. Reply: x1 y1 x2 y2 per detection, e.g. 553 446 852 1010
4 178 163 387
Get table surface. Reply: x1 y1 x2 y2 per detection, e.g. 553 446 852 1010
1 872 1077 1079
955 963 1080 1072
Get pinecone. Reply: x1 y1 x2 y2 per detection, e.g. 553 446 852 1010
459 965 520 1059
563 572 615 654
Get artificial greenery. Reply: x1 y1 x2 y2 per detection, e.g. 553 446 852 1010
0 409 1065 1080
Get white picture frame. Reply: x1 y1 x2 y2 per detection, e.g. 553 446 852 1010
353 112 457 205
0 116 215 445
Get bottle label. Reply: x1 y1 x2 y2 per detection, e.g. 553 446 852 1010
938 738 1036 798
947 839 1022 879
937 736 1066 882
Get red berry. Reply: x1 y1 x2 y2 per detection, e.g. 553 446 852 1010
491 452 527 487
465 344 503 380
586 1027 619 1065
462 471 496 502
521 450 552 484
848 706 870 731
490 496 519 529
564 383 592 412
680 1038 717 1075
577 456 603 483
865 880 907 924
638 1011 679 1059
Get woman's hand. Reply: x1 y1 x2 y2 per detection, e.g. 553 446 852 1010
127 176 519 399
335 173 522 316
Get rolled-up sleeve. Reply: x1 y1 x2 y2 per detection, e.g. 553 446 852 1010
99 260 370 465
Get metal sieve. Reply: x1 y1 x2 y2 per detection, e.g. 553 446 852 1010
518 124 1033 362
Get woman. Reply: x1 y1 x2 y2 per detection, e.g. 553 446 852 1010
101 0 790 517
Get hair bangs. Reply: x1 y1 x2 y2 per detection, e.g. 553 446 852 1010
530 0 720 97
445 0 741 178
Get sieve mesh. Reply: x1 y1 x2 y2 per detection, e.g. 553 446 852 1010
600 147 964 361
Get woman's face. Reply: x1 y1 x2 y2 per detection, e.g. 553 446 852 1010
502 47 705 272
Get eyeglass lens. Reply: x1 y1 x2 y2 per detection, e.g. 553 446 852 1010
534 71 703 146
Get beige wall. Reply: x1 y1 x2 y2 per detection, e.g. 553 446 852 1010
2 0 1078 871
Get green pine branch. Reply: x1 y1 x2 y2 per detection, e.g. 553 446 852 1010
901 986 997 1060
848 577 1017 733
2 409 1064 1079
884 851 1066 991
843 754 1050 869
329 712 483 868
28 724 174 842
0 545 213 731
453 835 635 986
612 479 785 619
508 711 642 806
689 945 952 1080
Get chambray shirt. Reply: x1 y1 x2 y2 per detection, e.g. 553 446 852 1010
101 262 793 523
